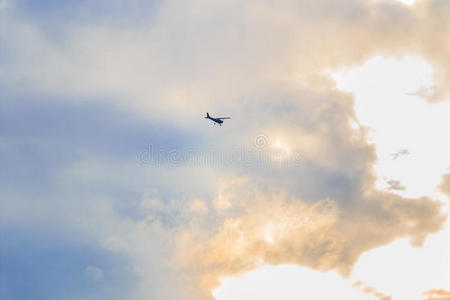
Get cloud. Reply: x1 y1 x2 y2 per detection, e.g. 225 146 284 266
1 0 450 299
214 265 375 300
391 149 410 160
386 179 406 191
2 0 450 121
353 281 392 300
422 289 450 300
85 266 104 281
169 179 446 296
189 199 208 215
439 173 450 197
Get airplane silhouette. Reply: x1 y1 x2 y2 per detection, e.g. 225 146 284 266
205 112 231 126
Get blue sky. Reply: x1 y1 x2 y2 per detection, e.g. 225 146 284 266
0 225 136 300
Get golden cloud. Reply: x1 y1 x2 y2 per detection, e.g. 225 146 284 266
170 178 446 298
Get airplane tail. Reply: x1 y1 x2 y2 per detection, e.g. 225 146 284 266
206 112 210 118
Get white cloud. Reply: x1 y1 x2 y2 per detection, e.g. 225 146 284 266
213 265 374 300
85 266 104 281
334 56 450 198
352 220 450 300
2 1 450 300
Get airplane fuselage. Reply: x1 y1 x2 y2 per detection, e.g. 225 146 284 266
205 112 230 126
207 116 224 125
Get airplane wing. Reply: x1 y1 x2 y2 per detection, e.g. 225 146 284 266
218 117 231 120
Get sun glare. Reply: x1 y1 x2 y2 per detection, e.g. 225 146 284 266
272 139 290 154
213 265 373 300
213 55 450 300
352 220 450 300
333 56 450 199
399 0 415 5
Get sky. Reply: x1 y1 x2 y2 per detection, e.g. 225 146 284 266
0 0 449 299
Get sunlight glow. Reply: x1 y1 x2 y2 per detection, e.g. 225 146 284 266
272 139 291 155
213 265 373 300
398 0 415 5
333 56 450 198
213 55 450 300
353 220 450 300
264 223 275 244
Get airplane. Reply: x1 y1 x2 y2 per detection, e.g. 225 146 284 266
204 112 231 126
